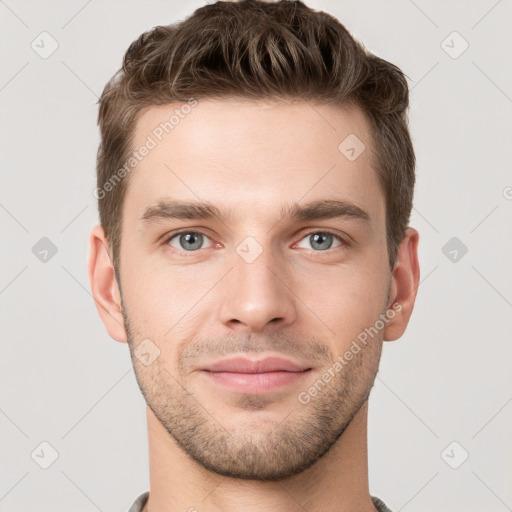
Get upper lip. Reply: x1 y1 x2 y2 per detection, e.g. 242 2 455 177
201 357 310 373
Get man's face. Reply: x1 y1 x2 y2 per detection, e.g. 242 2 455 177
118 99 392 480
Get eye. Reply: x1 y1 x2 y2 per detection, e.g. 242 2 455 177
296 231 344 251
166 231 214 252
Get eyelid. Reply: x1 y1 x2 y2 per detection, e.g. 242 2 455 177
300 227 352 244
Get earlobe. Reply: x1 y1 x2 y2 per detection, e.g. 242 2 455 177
383 227 420 342
88 225 127 343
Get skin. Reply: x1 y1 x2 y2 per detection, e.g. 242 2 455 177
89 98 420 512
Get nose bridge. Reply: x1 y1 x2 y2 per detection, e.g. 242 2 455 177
217 235 296 331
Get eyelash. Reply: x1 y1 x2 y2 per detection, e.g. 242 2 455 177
163 229 348 256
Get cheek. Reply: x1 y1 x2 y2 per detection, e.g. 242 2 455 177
303 261 388 344
120 252 217 339
119 252 168 336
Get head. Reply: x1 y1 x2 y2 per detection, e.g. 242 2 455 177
89 0 419 481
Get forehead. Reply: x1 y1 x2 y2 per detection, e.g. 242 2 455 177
125 98 383 228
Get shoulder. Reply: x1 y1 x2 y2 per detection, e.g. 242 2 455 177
128 491 149 512
371 495 394 512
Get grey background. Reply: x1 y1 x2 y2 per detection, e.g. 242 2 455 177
1 0 511 511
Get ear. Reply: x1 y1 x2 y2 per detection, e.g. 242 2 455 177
383 227 420 342
88 225 127 343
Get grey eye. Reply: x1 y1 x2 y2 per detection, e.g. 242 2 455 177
168 232 207 251
297 232 343 251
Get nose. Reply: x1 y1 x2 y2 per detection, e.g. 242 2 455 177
217 244 297 333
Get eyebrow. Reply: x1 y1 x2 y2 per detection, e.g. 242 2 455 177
139 198 371 226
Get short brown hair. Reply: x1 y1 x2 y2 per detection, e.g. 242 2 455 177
96 0 415 273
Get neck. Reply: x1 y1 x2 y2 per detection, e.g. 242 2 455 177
143 401 377 512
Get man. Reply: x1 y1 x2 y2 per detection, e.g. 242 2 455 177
88 1 420 510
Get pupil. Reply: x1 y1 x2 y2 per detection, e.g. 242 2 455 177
312 233 331 250
181 233 202 250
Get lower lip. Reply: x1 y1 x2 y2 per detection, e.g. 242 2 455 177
202 370 310 393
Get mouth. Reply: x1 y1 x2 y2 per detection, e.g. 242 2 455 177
199 356 312 394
